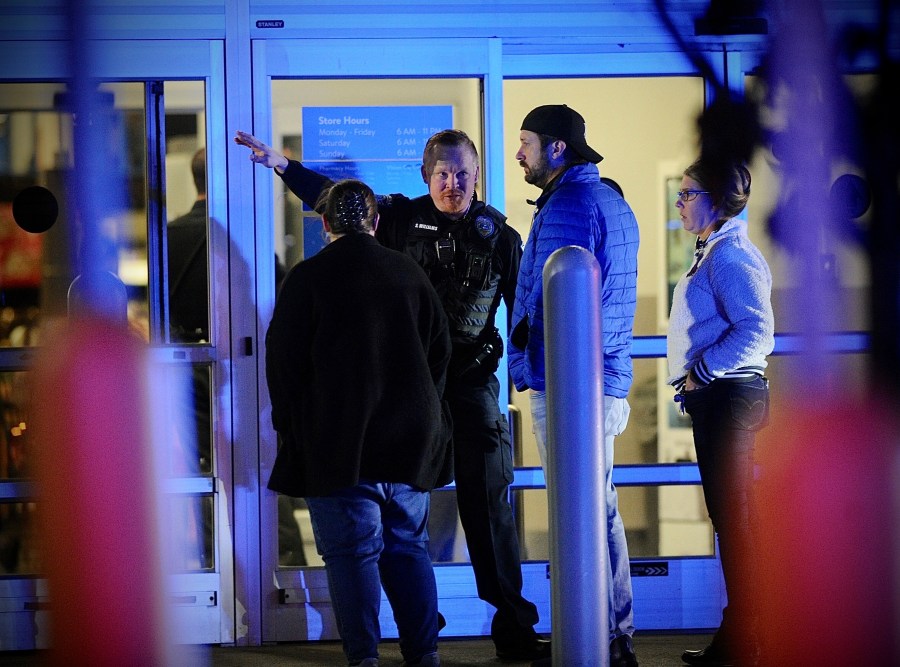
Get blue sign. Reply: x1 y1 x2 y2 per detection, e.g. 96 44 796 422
302 106 452 162
300 105 453 257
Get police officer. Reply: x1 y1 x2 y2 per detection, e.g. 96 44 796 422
236 128 550 662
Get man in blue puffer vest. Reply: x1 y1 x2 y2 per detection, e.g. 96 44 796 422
509 104 640 667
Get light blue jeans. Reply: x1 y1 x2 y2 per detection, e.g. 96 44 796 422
306 482 439 665
530 390 635 640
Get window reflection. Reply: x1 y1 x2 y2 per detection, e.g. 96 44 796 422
0 82 214 582
0 82 145 343
0 371 31 481
166 494 214 571
652 485 713 557
515 488 548 561
277 494 318 567
278 495 311 567
0 371 34 575
427 490 465 563
158 363 212 477
164 81 209 344
0 80 210 348
0 176 43 346
153 361 214 573
167 148 209 344
0 502 38 575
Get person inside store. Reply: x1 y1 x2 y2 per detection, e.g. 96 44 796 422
168 148 305 565
168 147 209 344
509 103 640 667
235 127 550 662
265 178 452 667
667 158 773 667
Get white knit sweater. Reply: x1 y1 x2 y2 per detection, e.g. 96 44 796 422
666 218 774 389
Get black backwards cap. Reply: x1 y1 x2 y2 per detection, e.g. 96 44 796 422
520 104 604 163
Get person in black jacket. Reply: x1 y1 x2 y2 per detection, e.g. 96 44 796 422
266 179 452 667
237 128 549 662
167 148 209 344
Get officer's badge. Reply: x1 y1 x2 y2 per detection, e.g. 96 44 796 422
474 215 496 238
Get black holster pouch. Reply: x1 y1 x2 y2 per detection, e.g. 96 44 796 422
450 327 503 381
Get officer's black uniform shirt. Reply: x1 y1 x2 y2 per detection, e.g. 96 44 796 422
278 160 522 351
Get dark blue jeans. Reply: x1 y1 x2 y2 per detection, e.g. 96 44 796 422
306 482 438 664
683 376 769 655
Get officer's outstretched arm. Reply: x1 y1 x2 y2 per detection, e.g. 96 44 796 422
234 130 289 172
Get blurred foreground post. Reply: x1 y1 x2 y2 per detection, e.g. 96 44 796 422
753 1 899 664
27 0 173 663
32 318 169 665
755 401 897 665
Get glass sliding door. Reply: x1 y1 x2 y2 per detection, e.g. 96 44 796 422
0 40 231 650
251 38 505 642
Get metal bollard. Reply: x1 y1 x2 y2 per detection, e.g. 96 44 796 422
543 245 609 666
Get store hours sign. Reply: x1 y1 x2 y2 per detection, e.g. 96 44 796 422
299 105 453 256
301 105 453 195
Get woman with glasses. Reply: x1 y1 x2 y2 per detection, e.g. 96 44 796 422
667 158 774 667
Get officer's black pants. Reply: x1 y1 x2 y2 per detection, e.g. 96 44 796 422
445 374 540 642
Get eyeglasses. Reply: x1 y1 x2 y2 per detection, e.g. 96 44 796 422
676 189 709 202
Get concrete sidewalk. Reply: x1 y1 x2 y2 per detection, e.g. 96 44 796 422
208 632 713 666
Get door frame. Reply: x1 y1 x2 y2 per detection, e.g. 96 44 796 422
0 38 234 648
249 36 510 642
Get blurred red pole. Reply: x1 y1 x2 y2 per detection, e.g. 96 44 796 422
32 317 168 665
754 396 898 666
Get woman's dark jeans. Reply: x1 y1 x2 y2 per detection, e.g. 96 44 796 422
683 376 769 656
306 482 438 664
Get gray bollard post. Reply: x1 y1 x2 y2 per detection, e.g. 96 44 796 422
543 245 609 666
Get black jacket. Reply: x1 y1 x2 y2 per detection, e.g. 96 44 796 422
167 199 208 341
266 233 452 497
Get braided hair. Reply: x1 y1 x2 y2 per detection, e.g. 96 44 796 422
318 179 378 235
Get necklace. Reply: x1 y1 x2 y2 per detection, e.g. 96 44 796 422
687 237 708 277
